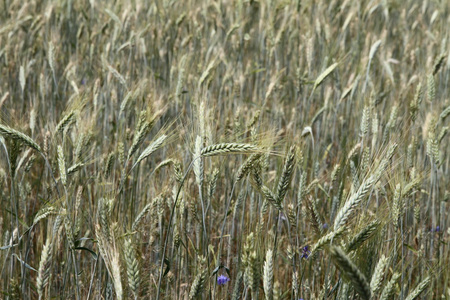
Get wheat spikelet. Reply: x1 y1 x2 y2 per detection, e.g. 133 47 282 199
67 163 84 176
175 55 187 104
0 124 42 153
37 238 52 300
251 166 263 189
36 238 53 299
297 171 306 207
57 145 66 186
432 53 446 75
131 134 167 171
370 254 388 293
392 184 403 231
438 126 448 144
292 271 299 299
193 135 204 185
102 56 127 88
55 111 75 133
48 42 55 77
440 105 450 121
189 256 207 299
306 197 323 236
334 175 376 230
360 105 370 137
127 120 150 161
427 74 435 102
379 272 400 300
404 276 431 300
103 152 115 177
347 220 380 252
33 206 57 226
63 214 75 249
97 198 111 242
263 249 274 300
349 160 360 190
95 221 123 299
374 143 397 179
276 145 296 203
329 246 371 300
152 159 174 174
426 117 440 164
132 202 152 231
313 62 339 92
247 250 260 295
208 168 219 200
363 39 382 91
200 143 257 157
236 153 262 182
310 226 345 257
124 238 140 299
231 271 244 300
261 185 282 210
347 143 361 160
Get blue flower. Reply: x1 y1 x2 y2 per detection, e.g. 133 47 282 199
301 246 310 259
217 275 230 285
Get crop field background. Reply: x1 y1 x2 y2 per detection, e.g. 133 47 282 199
0 0 449 299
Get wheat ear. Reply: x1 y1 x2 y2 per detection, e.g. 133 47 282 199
329 246 371 300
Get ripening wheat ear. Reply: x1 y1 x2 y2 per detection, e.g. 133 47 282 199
96 225 123 300
193 135 204 186
189 256 207 299
310 227 345 257
346 220 380 252
131 134 167 171
276 145 296 203
379 272 401 300
236 153 262 182
37 238 52 300
263 249 274 300
370 255 388 293
404 276 431 300
334 175 376 230
261 185 282 210
124 239 140 299
0 124 42 153
312 62 339 93
55 110 75 133
231 271 244 300
132 202 152 231
200 143 257 157
329 246 372 300
57 146 67 186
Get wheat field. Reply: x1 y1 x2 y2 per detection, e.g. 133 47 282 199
0 0 449 299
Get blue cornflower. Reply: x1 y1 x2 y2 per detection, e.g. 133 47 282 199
217 275 230 285
301 245 310 259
